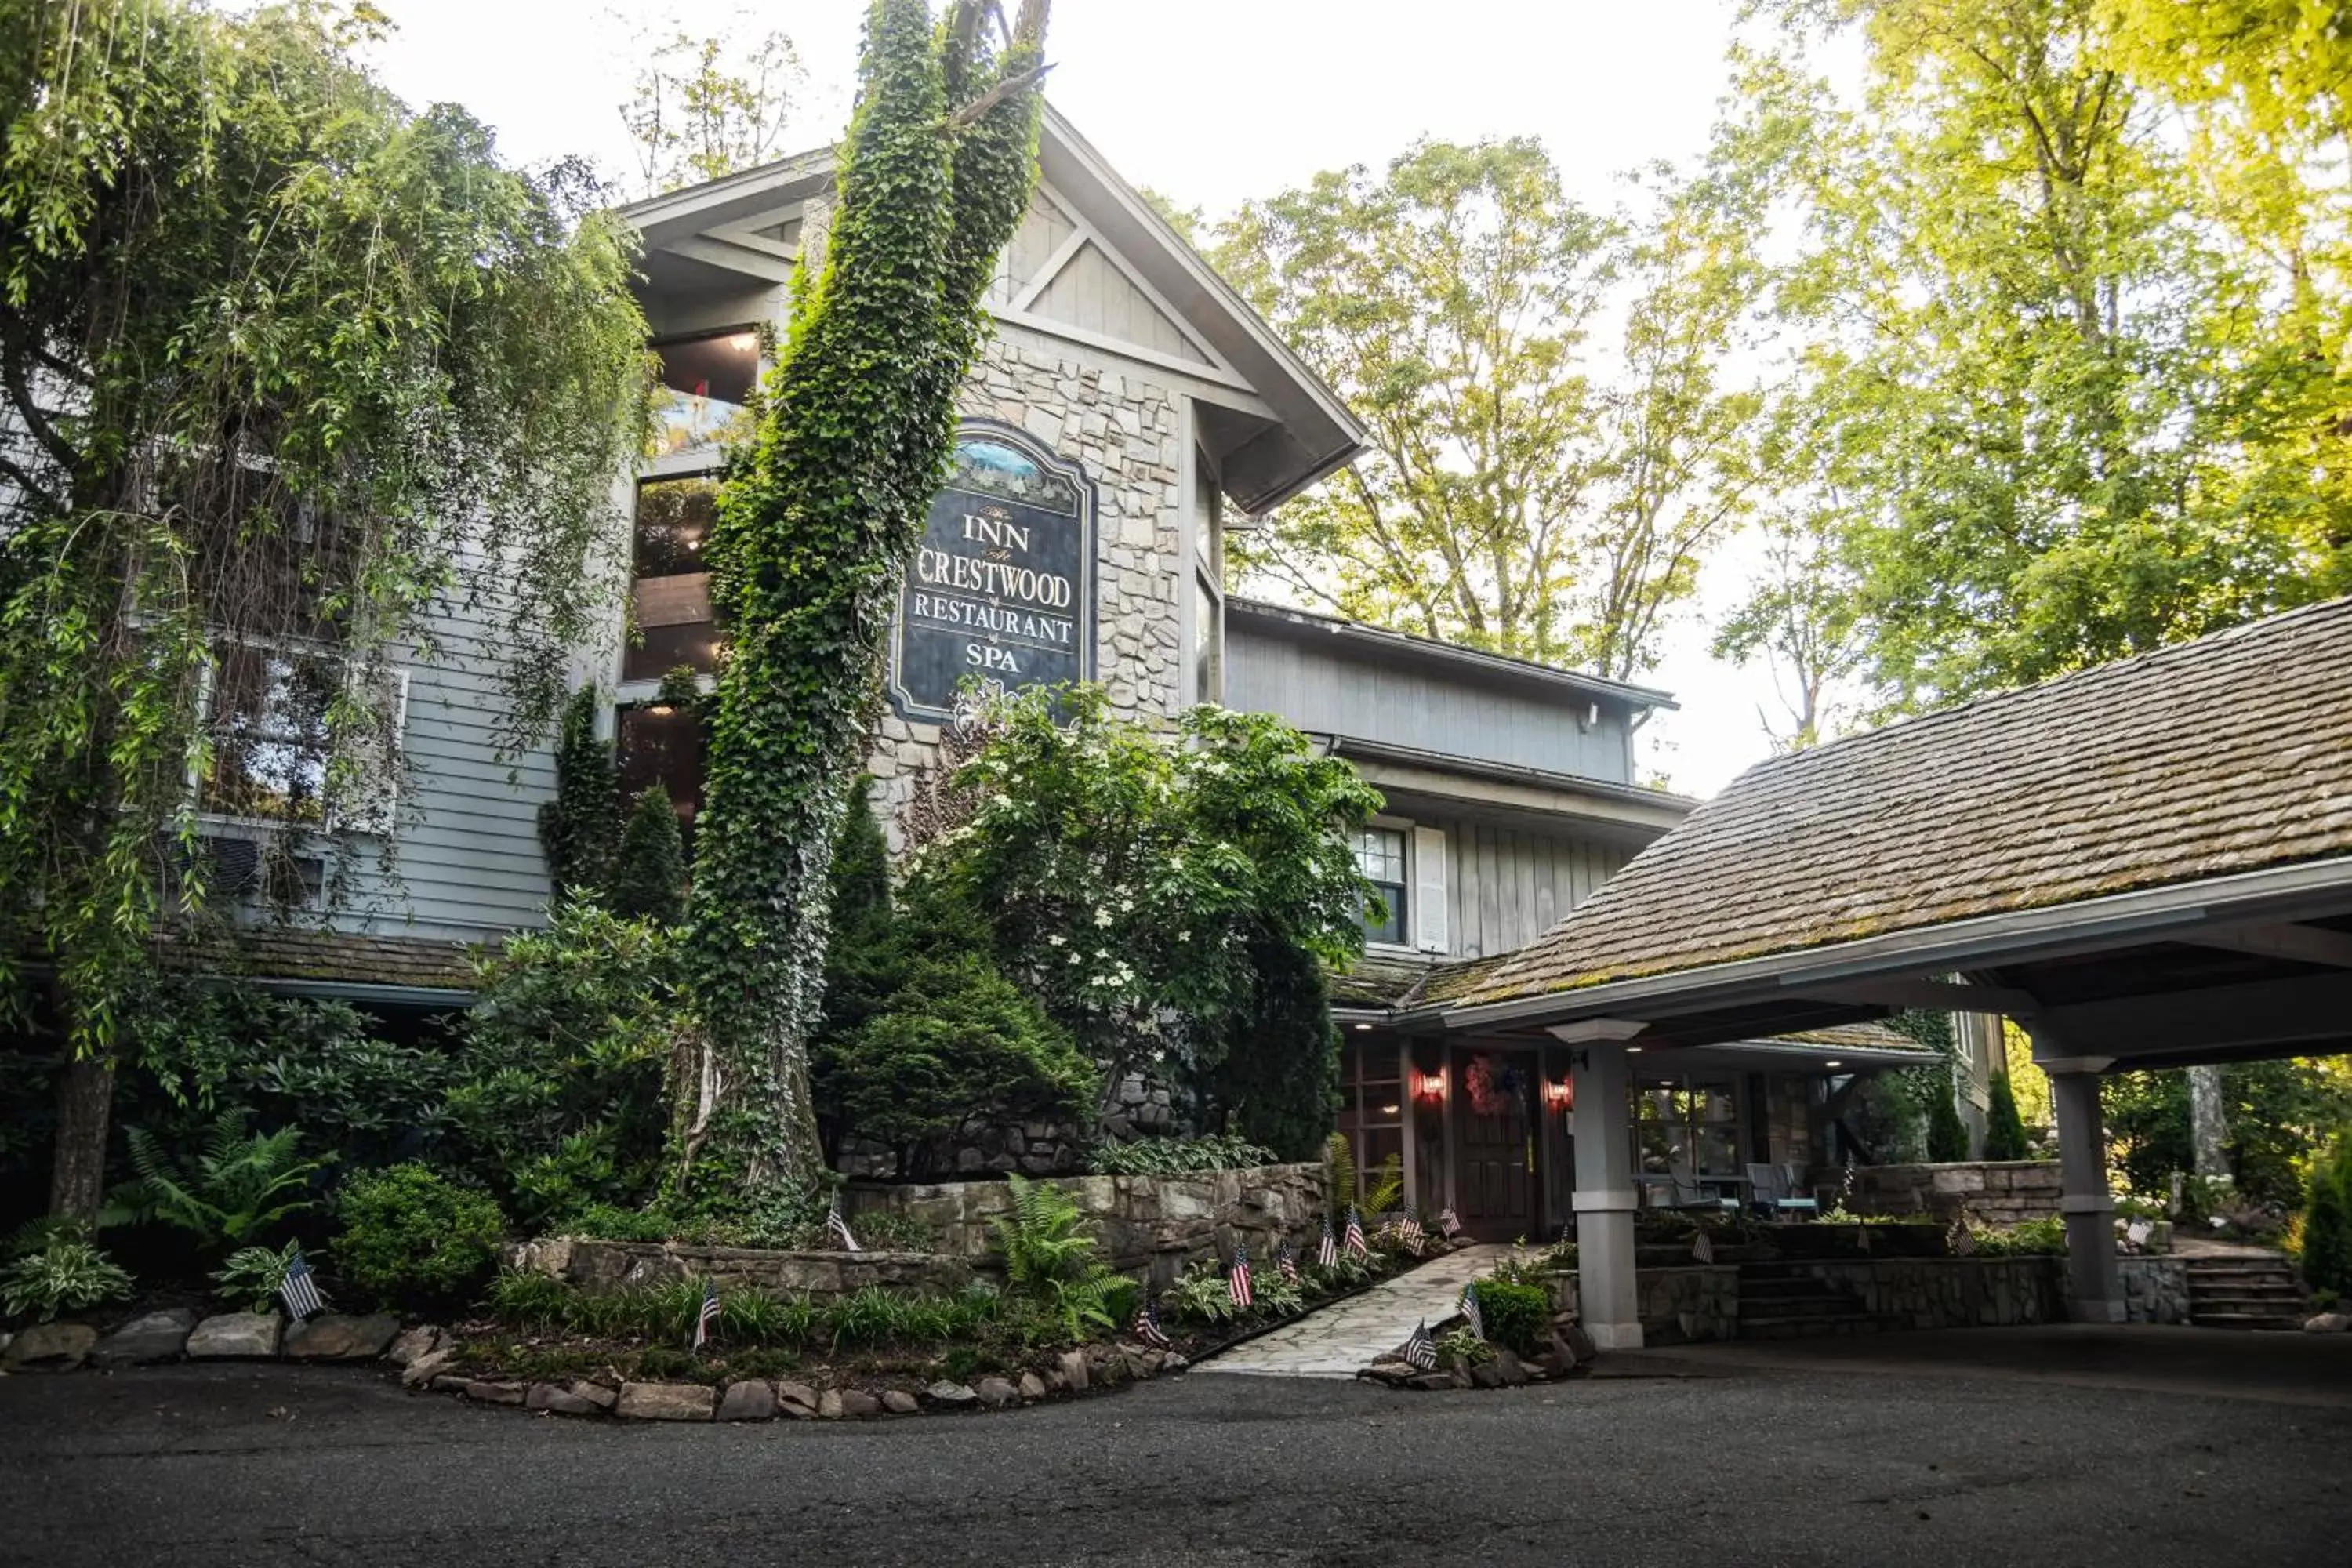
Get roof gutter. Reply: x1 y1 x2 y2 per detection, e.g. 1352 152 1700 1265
1439 853 2352 1033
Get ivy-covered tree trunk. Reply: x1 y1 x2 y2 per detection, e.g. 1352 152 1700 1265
673 0 1051 1214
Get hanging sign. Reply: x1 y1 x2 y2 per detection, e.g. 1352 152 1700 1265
888 425 1097 723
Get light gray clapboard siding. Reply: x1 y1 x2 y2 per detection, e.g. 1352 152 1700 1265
1419 814 1632 961
316 593 559 947
1223 624 1635 783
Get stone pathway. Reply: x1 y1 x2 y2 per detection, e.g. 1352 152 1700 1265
1193 1243 1508 1379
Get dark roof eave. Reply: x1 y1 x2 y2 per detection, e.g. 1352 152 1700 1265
1323 734 1699 815
1443 852 2352 1029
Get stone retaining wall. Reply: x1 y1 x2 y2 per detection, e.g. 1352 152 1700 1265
2114 1256 2190 1325
1638 1265 1742 1345
832 1073 1186 1181
1841 1161 2064 1225
506 1238 975 1299
848 1161 1326 1287
1802 1255 2065 1329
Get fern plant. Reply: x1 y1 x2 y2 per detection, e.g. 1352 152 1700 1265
115 1110 332 1255
989 1174 1124 1344
1323 1131 1357 1222
1363 1155 1404 1218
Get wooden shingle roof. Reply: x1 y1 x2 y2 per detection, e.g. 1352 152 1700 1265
1458 597 2352 1008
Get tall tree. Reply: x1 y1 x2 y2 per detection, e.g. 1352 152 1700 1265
1214 138 1767 678
1727 0 2350 714
672 0 1053 1217
0 0 649 1220
621 13 804 196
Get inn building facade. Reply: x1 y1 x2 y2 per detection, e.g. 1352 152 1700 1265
185 108 1953 1239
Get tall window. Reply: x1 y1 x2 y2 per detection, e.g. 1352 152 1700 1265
1633 1076 1742 1178
629 476 720 681
1354 826 1407 946
201 642 336 825
1336 1042 1403 1203
617 700 706 839
649 331 759 457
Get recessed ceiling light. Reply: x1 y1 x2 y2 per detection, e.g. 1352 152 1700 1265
1823 1059 1842 1068
1626 1046 1642 1053
1353 1022 1372 1032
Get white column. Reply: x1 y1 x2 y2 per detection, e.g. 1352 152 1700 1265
1566 1040 1642 1350
2049 1068 2123 1323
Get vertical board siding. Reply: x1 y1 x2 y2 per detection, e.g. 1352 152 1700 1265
1434 815 1630 959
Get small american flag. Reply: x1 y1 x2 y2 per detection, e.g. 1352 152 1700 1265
1344 1207 1369 1258
1317 1218 1338 1269
1229 1242 1254 1309
826 1193 861 1253
1133 1299 1172 1348
278 1246 325 1322
1401 1319 1438 1371
1399 1209 1425 1247
1457 1281 1485 1341
691 1278 721 1351
1438 1206 1462 1239
1276 1240 1300 1284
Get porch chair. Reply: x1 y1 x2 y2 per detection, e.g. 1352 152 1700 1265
1668 1171 1737 1213
1775 1162 1821 1221
1748 1163 1820 1221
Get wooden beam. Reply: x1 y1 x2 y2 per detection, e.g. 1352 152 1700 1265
1783 977 2042 1016
2181 921 2352 970
2037 969 2352 1062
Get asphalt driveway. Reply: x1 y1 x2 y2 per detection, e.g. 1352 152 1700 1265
2 1327 2347 1567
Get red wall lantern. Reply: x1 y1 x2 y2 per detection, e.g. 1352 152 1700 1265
1544 1077 1574 1113
1414 1069 1447 1104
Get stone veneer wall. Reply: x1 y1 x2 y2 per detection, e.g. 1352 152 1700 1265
849 1161 1327 1287
1842 1161 2064 1225
506 1238 974 1300
2113 1256 2190 1325
1802 1256 2065 1329
867 336 1186 850
1638 1265 1743 1345
832 1074 1189 1181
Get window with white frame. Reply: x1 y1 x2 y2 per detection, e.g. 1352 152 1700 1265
198 639 405 833
1355 826 1407 946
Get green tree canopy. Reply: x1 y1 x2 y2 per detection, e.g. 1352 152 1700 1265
1212 136 1769 677
0 0 651 1218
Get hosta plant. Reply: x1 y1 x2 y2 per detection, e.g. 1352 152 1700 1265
1 1230 134 1322
212 1240 318 1316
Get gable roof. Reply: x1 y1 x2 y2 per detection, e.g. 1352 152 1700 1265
1452 596 2352 1013
615 104 1366 514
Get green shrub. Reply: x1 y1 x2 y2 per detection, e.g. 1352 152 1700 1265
989 1174 1121 1344
1162 1259 1236 1324
1088 1134 1279 1176
2298 1138 2352 1295
333 1163 506 1310
112 1109 331 1257
1470 1278 1550 1355
609 785 686 924
1925 1069 1970 1162
1984 1073 2031 1161
537 686 619 902
0 1230 133 1322
1969 1214 2067 1256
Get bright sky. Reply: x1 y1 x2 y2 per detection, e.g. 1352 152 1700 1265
361 0 1794 797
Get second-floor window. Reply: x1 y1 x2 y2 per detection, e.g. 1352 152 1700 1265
629 475 720 681
201 641 336 825
1355 826 1407 946
650 331 759 457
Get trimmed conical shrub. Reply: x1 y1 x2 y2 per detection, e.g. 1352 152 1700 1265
609 785 685 924
1984 1072 2031 1160
1926 1069 1970 1162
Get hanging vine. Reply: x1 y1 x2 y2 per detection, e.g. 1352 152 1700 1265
671 0 1054 1215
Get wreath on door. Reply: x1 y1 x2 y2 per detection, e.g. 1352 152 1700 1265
1464 1054 1527 1118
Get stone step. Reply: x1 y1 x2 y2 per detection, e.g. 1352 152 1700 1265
1739 1276 1857 1299
2189 1310 2308 1331
1736 1294 1863 1317
1741 1313 1878 1340
2191 1294 2310 1316
2188 1280 2307 1299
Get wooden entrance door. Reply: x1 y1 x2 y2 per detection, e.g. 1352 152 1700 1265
1453 1048 1538 1239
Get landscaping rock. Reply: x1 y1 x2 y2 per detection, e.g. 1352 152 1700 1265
881 1390 920 1415
615 1381 715 1421
1083 1344 1127 1385
776 1381 818 1417
1359 1361 1417 1387
2305 1312 2350 1334
430 1374 470 1393
975 1376 1019 1410
1562 1322 1598 1363
925 1379 978 1406
1120 1345 1162 1381
1469 1361 1504 1389
717 1381 777 1421
400 1348 456 1388
184 1313 281 1359
1408 1372 1457 1391
1018 1371 1047 1402
284 1312 400 1361
568 1381 617 1411
2 1322 98 1372
90 1309 196 1367
1492 1348 1530 1387
1056 1350 1088 1392
1548 1330 1582 1370
1161 1352 1188 1372
838 1389 881 1418
818 1390 844 1420
383 1326 440 1367
526 1383 604 1417
1044 1368 1069 1394
461 1380 525 1406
